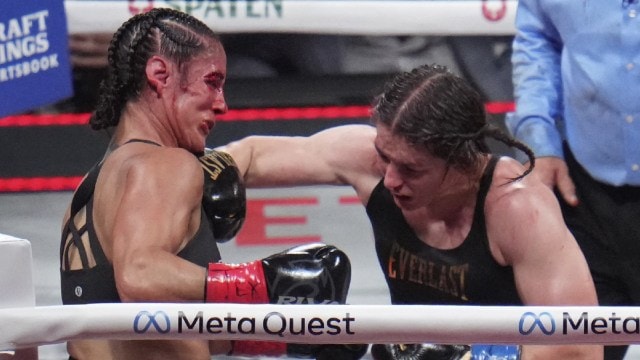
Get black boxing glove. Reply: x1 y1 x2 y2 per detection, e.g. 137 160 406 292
199 149 246 242
371 344 471 360
205 243 350 304
205 243 367 359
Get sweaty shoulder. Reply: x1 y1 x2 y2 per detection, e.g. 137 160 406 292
483 157 559 264
117 145 199 175
102 146 204 204
133 147 202 190
484 156 533 193
92 146 204 251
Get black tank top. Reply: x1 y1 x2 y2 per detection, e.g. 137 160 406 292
60 140 221 304
366 157 521 305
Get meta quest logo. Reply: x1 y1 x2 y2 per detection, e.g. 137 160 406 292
133 309 640 340
519 311 640 336
134 311 171 334
133 310 356 337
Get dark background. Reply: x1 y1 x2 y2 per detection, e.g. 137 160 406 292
0 34 514 181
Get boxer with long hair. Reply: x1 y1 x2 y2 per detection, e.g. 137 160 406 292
221 64 603 360
60 8 364 360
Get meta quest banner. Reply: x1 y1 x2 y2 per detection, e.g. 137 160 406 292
0 0 73 118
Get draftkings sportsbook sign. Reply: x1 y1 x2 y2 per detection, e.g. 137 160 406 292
0 0 73 118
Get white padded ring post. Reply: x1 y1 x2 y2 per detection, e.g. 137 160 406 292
0 234 37 359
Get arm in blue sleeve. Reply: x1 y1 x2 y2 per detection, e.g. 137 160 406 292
506 0 564 159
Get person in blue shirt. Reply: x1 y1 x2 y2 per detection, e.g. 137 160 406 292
507 1 640 359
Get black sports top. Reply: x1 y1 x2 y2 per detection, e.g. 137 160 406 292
365 156 522 305
60 140 221 304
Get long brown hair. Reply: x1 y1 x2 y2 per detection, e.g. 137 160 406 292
371 64 535 180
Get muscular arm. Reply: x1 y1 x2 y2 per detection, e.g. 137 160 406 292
107 148 207 302
486 160 602 360
220 124 381 204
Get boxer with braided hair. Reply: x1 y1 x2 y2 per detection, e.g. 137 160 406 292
61 8 362 360
89 8 219 132
221 64 602 360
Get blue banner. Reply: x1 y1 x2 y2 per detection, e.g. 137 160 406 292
0 0 73 118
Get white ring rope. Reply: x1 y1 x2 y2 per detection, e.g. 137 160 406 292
2 304 640 350
64 0 517 35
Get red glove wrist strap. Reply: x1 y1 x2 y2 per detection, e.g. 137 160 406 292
205 261 269 303
232 340 287 357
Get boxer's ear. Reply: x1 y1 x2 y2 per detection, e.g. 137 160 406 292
146 55 170 94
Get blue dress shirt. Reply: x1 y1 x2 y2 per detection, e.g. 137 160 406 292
506 0 640 186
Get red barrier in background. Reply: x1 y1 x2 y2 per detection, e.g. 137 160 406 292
0 102 514 192
0 102 513 128
0 106 372 127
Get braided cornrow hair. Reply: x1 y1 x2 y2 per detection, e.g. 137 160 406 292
89 8 220 130
371 64 535 181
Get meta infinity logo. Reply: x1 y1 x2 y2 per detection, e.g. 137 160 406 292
133 310 171 334
519 312 556 335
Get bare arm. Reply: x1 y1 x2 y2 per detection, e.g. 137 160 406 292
220 124 381 204
486 159 602 360
107 149 207 302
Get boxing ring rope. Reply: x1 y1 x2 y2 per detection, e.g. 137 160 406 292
64 0 517 35
2 303 640 351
